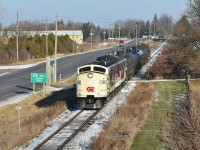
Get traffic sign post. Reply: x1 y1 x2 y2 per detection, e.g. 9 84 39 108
46 57 51 94
31 73 47 93
16 105 22 133
31 73 47 83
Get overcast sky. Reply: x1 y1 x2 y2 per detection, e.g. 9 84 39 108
1 0 188 27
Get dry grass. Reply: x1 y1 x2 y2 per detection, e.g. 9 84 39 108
142 39 161 52
190 80 200 109
90 83 154 150
78 42 116 53
0 91 67 150
146 45 176 79
51 75 76 88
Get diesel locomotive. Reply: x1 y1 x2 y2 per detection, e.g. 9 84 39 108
76 44 150 109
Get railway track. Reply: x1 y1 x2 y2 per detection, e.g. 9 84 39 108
34 110 99 150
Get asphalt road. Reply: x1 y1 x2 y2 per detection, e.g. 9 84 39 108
0 39 139 102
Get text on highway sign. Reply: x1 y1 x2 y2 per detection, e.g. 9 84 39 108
31 73 47 83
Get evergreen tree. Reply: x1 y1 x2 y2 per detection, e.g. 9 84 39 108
151 14 158 36
82 22 95 41
174 15 192 37
145 20 150 35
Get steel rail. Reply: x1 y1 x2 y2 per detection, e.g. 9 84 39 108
57 110 100 149
34 110 83 150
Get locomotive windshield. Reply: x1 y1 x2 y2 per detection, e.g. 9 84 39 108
79 67 91 73
93 67 106 73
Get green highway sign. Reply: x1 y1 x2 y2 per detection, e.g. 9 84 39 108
31 73 47 83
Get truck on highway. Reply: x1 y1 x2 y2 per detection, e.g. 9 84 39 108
119 40 125 47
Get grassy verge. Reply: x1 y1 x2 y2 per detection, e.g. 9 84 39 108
130 81 186 150
51 75 76 88
0 75 78 150
90 83 154 150
0 91 69 150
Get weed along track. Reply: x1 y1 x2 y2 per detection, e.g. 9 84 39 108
34 110 100 150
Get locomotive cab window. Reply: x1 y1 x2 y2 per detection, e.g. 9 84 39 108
93 67 106 73
79 67 91 73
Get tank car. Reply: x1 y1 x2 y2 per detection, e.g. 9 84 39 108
116 48 140 80
136 45 150 66
76 55 126 109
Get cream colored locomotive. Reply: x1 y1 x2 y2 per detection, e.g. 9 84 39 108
76 44 151 109
76 55 126 109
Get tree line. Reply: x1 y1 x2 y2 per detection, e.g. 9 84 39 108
0 33 73 63
169 1 200 78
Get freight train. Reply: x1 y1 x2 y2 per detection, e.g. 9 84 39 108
76 44 150 109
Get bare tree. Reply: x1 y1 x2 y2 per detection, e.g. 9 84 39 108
113 19 146 38
187 0 200 26
157 14 174 37
174 15 192 37
170 16 194 77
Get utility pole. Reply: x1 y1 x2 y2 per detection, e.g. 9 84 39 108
109 23 114 44
154 21 156 38
45 19 48 57
73 23 75 53
111 28 114 44
16 11 19 63
108 25 111 40
103 30 106 47
118 23 121 40
90 26 94 48
136 23 138 47
149 22 151 40
53 14 58 83
45 19 51 93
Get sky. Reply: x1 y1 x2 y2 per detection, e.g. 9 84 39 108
1 0 188 27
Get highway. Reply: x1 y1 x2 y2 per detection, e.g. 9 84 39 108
0 39 139 103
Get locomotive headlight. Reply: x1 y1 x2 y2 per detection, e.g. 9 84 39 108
76 80 81 85
100 80 108 84
87 73 93 78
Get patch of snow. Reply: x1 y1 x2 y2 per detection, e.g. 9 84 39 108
0 63 41 70
0 93 33 107
0 72 9 76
